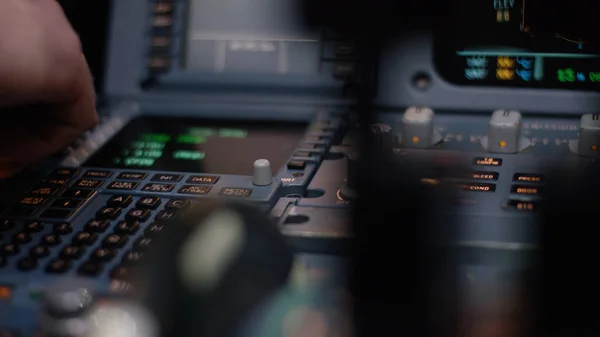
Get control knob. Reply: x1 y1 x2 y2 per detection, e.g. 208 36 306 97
569 113 600 158
40 278 95 337
340 152 359 200
252 159 273 186
481 110 531 154
397 106 443 148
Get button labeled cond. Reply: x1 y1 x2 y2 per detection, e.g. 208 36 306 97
462 182 496 192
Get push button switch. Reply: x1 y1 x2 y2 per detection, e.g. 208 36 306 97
126 209 151 222
117 172 147 180
60 246 86 259
75 179 104 188
85 220 110 233
137 197 161 209
96 207 121 220
151 174 182 183
511 185 542 195
107 181 139 191
78 261 104 277
84 170 112 179
51 199 84 209
46 259 71 274
107 195 133 207
61 189 94 198
287 160 306 170
53 222 72 235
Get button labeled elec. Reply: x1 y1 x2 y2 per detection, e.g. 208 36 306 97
473 157 503 167
513 173 543 183
506 199 538 211
511 185 542 195
471 171 499 181
462 182 496 192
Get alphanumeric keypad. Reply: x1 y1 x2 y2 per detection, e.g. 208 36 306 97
72 232 98 246
53 222 73 235
24 221 44 233
46 259 71 274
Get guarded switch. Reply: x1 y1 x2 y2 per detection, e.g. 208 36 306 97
574 114 600 157
253 159 272 186
481 110 530 153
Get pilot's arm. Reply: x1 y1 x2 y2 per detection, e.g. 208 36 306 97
0 0 98 178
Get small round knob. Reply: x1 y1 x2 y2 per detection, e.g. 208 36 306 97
481 110 531 153
398 107 442 148
340 152 359 199
569 113 600 157
43 279 94 318
253 159 272 186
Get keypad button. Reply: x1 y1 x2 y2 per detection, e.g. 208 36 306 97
50 168 78 177
287 160 306 170
186 176 220 185
1 243 19 256
107 181 140 191
75 179 104 188
115 221 140 235
42 178 70 186
122 251 143 265
91 248 116 262
151 174 182 183
165 199 190 210
102 234 129 249
219 188 253 198
145 222 165 236
46 259 71 273
41 234 61 246
178 185 211 195
117 172 147 180
53 222 73 235
51 199 84 209
24 221 44 233
72 232 98 246
107 195 133 207
0 220 15 231
39 209 73 219
84 170 112 179
78 261 104 277
137 196 161 209
126 208 151 222
155 210 178 222
142 183 175 193
60 246 86 259
133 237 153 251
18 196 48 206
110 265 132 281
30 245 50 258
96 207 122 220
30 186 59 196
61 189 94 198
0 256 6 268
473 157 503 167
511 185 542 196
462 183 496 193
13 232 32 244
85 219 110 233
17 257 38 271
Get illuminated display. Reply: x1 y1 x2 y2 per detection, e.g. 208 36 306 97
85 116 307 175
435 0 600 89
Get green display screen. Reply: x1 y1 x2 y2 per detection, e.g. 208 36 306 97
85 116 307 175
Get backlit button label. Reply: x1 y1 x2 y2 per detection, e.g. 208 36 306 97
178 185 212 195
513 173 543 183
30 187 59 196
219 188 253 197
462 182 496 192
473 157 503 166
42 178 70 186
50 168 78 177
107 181 140 191
142 183 175 193
186 176 220 184
84 170 113 178
506 199 538 211
471 171 499 181
75 179 104 188
117 172 148 180
151 174 182 182
511 185 541 195
18 197 47 206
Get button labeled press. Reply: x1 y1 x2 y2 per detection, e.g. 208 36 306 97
513 173 543 183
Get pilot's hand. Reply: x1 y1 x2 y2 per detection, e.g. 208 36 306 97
0 0 98 178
